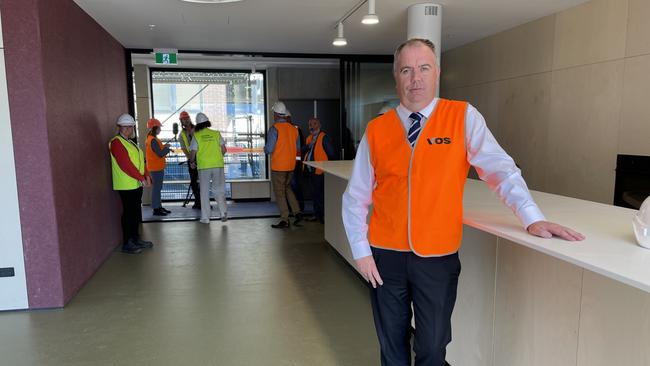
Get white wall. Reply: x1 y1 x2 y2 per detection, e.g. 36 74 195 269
0 11 29 310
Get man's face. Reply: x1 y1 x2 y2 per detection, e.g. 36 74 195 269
119 126 134 138
394 43 440 112
308 118 320 132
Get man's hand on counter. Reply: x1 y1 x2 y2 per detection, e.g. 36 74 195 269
527 221 586 241
355 256 383 288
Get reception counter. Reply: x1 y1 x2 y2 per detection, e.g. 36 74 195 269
304 160 650 366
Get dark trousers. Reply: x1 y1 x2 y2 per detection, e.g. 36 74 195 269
370 247 460 366
188 165 200 205
309 173 324 221
290 162 305 212
118 187 143 244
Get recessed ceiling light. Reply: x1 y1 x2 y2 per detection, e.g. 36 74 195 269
180 0 243 3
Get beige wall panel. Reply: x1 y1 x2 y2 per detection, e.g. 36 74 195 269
493 239 582 366
553 0 628 70
441 46 472 90
489 15 556 81
546 61 624 203
495 73 552 191
441 40 492 88
618 54 650 155
626 0 650 57
577 270 650 366
447 228 497 366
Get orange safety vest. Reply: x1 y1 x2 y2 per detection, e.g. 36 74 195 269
305 131 328 175
366 99 470 257
146 135 166 171
271 122 298 172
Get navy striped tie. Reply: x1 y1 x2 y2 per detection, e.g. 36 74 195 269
408 112 423 147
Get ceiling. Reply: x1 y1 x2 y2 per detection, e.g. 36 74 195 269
74 0 589 55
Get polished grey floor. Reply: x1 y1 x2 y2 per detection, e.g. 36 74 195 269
0 218 379 366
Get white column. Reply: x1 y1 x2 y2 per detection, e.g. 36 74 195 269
133 64 152 205
407 3 442 96
0 11 29 310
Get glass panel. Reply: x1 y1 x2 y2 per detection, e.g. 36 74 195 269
151 71 266 201
344 62 397 156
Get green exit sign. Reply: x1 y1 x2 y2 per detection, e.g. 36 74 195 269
154 48 178 65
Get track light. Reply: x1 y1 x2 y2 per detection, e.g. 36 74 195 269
332 23 347 46
362 0 379 25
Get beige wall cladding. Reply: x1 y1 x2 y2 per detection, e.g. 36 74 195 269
619 55 650 155
546 60 624 203
495 73 552 191
441 40 492 89
448 228 497 366
489 15 556 81
577 270 650 366
493 239 582 366
553 0 629 70
626 0 650 57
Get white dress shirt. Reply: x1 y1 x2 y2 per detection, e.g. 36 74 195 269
342 98 546 260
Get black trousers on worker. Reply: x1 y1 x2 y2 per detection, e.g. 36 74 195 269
370 247 460 366
188 165 201 206
118 187 143 244
309 172 324 221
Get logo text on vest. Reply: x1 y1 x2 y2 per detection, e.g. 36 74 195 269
427 137 451 145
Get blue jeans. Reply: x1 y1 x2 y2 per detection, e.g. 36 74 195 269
150 170 164 209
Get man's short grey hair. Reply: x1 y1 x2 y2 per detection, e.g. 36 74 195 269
393 38 437 74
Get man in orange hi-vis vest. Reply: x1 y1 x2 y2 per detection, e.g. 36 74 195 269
342 38 585 366
265 101 304 229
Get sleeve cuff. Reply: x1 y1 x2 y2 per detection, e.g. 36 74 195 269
519 204 546 229
350 241 372 260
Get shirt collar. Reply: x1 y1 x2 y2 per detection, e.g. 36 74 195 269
396 98 438 120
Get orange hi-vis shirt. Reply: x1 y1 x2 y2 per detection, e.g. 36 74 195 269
366 99 470 257
305 131 328 175
146 135 166 172
271 122 298 172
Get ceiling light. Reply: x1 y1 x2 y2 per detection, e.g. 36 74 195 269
180 0 243 4
362 0 379 25
332 23 347 47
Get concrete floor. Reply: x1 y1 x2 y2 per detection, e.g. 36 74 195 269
0 218 379 366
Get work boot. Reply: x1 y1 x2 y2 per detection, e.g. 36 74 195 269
221 213 228 222
271 220 289 229
161 207 171 214
121 239 142 254
135 238 154 249
153 208 168 216
293 213 304 225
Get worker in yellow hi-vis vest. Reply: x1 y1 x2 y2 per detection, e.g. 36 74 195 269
179 111 201 209
189 112 227 224
108 113 154 254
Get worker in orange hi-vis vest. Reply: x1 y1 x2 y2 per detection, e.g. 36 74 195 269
303 117 334 223
264 101 303 229
341 38 585 365
146 118 172 216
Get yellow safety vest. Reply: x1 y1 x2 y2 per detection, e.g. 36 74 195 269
180 130 190 150
194 128 224 169
109 135 145 190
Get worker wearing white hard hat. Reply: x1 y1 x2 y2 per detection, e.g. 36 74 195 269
265 101 303 228
189 112 228 224
109 113 154 254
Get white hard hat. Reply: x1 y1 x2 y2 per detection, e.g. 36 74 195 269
116 113 136 127
196 112 209 124
271 101 288 116
378 105 392 116
285 109 292 117
633 196 650 249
